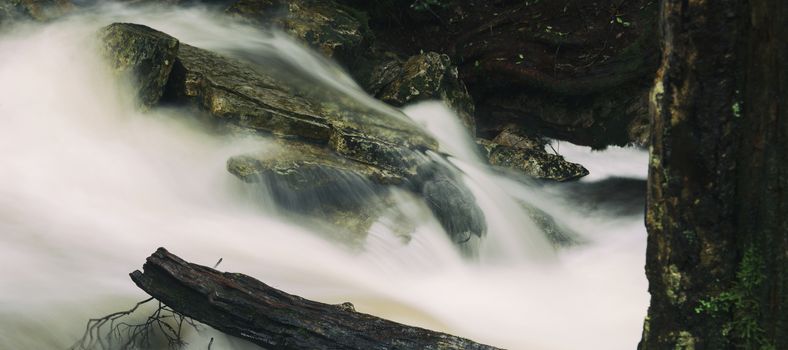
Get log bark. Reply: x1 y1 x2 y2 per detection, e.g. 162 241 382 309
641 0 786 349
130 248 500 350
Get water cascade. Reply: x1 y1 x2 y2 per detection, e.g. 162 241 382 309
0 4 649 349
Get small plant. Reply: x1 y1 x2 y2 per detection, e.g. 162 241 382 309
611 15 631 27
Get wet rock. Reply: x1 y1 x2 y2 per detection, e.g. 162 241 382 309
154 35 436 177
227 140 402 188
99 23 179 107
226 140 398 243
477 137 588 182
492 126 546 150
363 53 402 96
99 22 435 177
518 202 582 247
163 41 332 141
370 52 476 134
0 0 72 23
226 0 369 68
413 161 486 243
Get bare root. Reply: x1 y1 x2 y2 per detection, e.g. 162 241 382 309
70 298 200 350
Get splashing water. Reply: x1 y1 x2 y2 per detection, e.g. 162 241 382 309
0 4 649 349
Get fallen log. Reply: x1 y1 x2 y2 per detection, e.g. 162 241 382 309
130 248 501 350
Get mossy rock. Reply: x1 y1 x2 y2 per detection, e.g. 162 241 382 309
99 23 179 108
477 136 588 182
226 0 370 68
372 52 476 134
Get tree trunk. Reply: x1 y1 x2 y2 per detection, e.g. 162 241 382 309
640 0 786 349
130 248 500 350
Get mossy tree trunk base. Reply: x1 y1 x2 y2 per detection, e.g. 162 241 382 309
640 0 786 349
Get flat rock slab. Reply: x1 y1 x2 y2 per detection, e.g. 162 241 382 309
162 41 436 177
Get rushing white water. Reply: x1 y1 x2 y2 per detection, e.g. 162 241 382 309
0 4 649 350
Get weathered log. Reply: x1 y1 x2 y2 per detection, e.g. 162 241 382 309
130 248 500 350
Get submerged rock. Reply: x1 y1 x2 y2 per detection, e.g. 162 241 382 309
369 52 476 134
227 139 402 189
477 133 588 182
226 0 369 68
519 202 582 247
413 161 486 243
99 23 179 107
226 140 400 243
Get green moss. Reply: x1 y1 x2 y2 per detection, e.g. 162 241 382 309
675 331 696 350
694 246 774 350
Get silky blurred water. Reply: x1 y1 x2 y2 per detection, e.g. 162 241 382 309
0 4 649 349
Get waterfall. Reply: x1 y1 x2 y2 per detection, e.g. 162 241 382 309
0 3 649 349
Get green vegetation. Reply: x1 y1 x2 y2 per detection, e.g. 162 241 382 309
694 246 775 350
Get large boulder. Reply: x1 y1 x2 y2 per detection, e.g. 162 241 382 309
156 39 436 176
99 23 179 108
368 52 477 134
165 41 435 176
225 0 370 68
99 22 489 246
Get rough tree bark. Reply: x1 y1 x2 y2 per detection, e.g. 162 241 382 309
640 0 786 349
130 248 500 350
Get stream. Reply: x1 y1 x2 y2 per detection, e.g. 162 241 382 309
0 4 649 349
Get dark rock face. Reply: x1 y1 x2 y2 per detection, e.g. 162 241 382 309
477 132 588 182
226 0 369 68
477 86 652 148
368 52 477 134
336 0 659 148
100 23 179 108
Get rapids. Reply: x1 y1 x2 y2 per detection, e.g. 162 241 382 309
0 3 649 349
